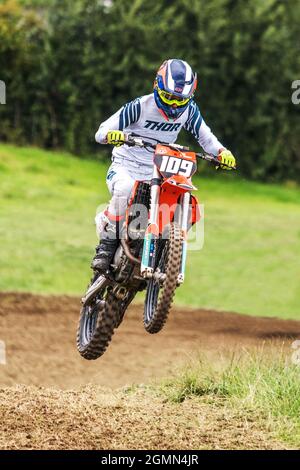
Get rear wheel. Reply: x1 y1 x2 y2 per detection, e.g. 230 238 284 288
144 222 183 334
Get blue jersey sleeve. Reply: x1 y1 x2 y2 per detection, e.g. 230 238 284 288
184 101 203 141
119 98 142 130
184 101 224 155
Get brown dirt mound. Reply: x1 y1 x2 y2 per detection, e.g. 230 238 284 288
0 292 299 389
0 292 298 450
0 385 289 450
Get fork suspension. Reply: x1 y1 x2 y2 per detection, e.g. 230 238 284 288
178 192 191 283
141 167 161 277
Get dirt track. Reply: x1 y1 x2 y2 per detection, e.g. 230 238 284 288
1 292 299 389
1 292 299 450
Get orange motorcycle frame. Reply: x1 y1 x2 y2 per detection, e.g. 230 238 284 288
140 144 201 280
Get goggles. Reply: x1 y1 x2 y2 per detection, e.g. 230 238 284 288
157 87 191 107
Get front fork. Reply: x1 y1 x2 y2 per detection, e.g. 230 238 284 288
141 167 161 278
177 191 190 284
141 169 190 284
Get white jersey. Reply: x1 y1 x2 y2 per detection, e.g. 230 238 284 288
95 93 224 171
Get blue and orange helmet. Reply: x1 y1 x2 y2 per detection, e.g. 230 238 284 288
153 59 197 120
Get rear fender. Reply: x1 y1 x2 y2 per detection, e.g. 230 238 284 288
125 181 140 229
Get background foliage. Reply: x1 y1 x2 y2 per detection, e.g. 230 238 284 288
0 0 300 181
1 144 300 318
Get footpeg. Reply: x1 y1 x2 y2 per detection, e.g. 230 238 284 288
113 285 128 300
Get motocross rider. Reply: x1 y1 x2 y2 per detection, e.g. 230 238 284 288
93 59 236 272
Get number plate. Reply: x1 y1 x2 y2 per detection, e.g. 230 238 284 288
154 145 197 178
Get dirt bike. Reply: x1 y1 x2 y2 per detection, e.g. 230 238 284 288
77 134 235 360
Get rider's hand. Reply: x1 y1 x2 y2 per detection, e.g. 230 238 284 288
217 149 236 170
106 130 125 146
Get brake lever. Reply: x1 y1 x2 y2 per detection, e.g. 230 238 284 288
127 136 144 147
124 133 156 149
214 159 237 170
196 152 237 170
216 161 237 170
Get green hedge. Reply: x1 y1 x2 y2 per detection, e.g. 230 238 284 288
0 0 300 181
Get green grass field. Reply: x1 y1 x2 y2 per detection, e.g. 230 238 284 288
160 350 300 446
0 144 300 319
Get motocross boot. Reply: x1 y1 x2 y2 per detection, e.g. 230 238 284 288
91 219 120 273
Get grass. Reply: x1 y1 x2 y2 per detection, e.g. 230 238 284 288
0 143 300 319
160 349 300 446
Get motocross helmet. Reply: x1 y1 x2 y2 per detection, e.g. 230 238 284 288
153 59 197 120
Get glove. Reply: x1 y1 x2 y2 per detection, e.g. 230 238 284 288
106 130 125 146
217 149 236 170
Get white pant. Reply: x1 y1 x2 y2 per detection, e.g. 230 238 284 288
95 160 153 237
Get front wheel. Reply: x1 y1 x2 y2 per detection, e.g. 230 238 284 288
144 222 183 334
77 282 136 360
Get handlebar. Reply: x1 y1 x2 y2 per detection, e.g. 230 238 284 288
124 133 236 170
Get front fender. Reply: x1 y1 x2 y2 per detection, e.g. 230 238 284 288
158 179 201 233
